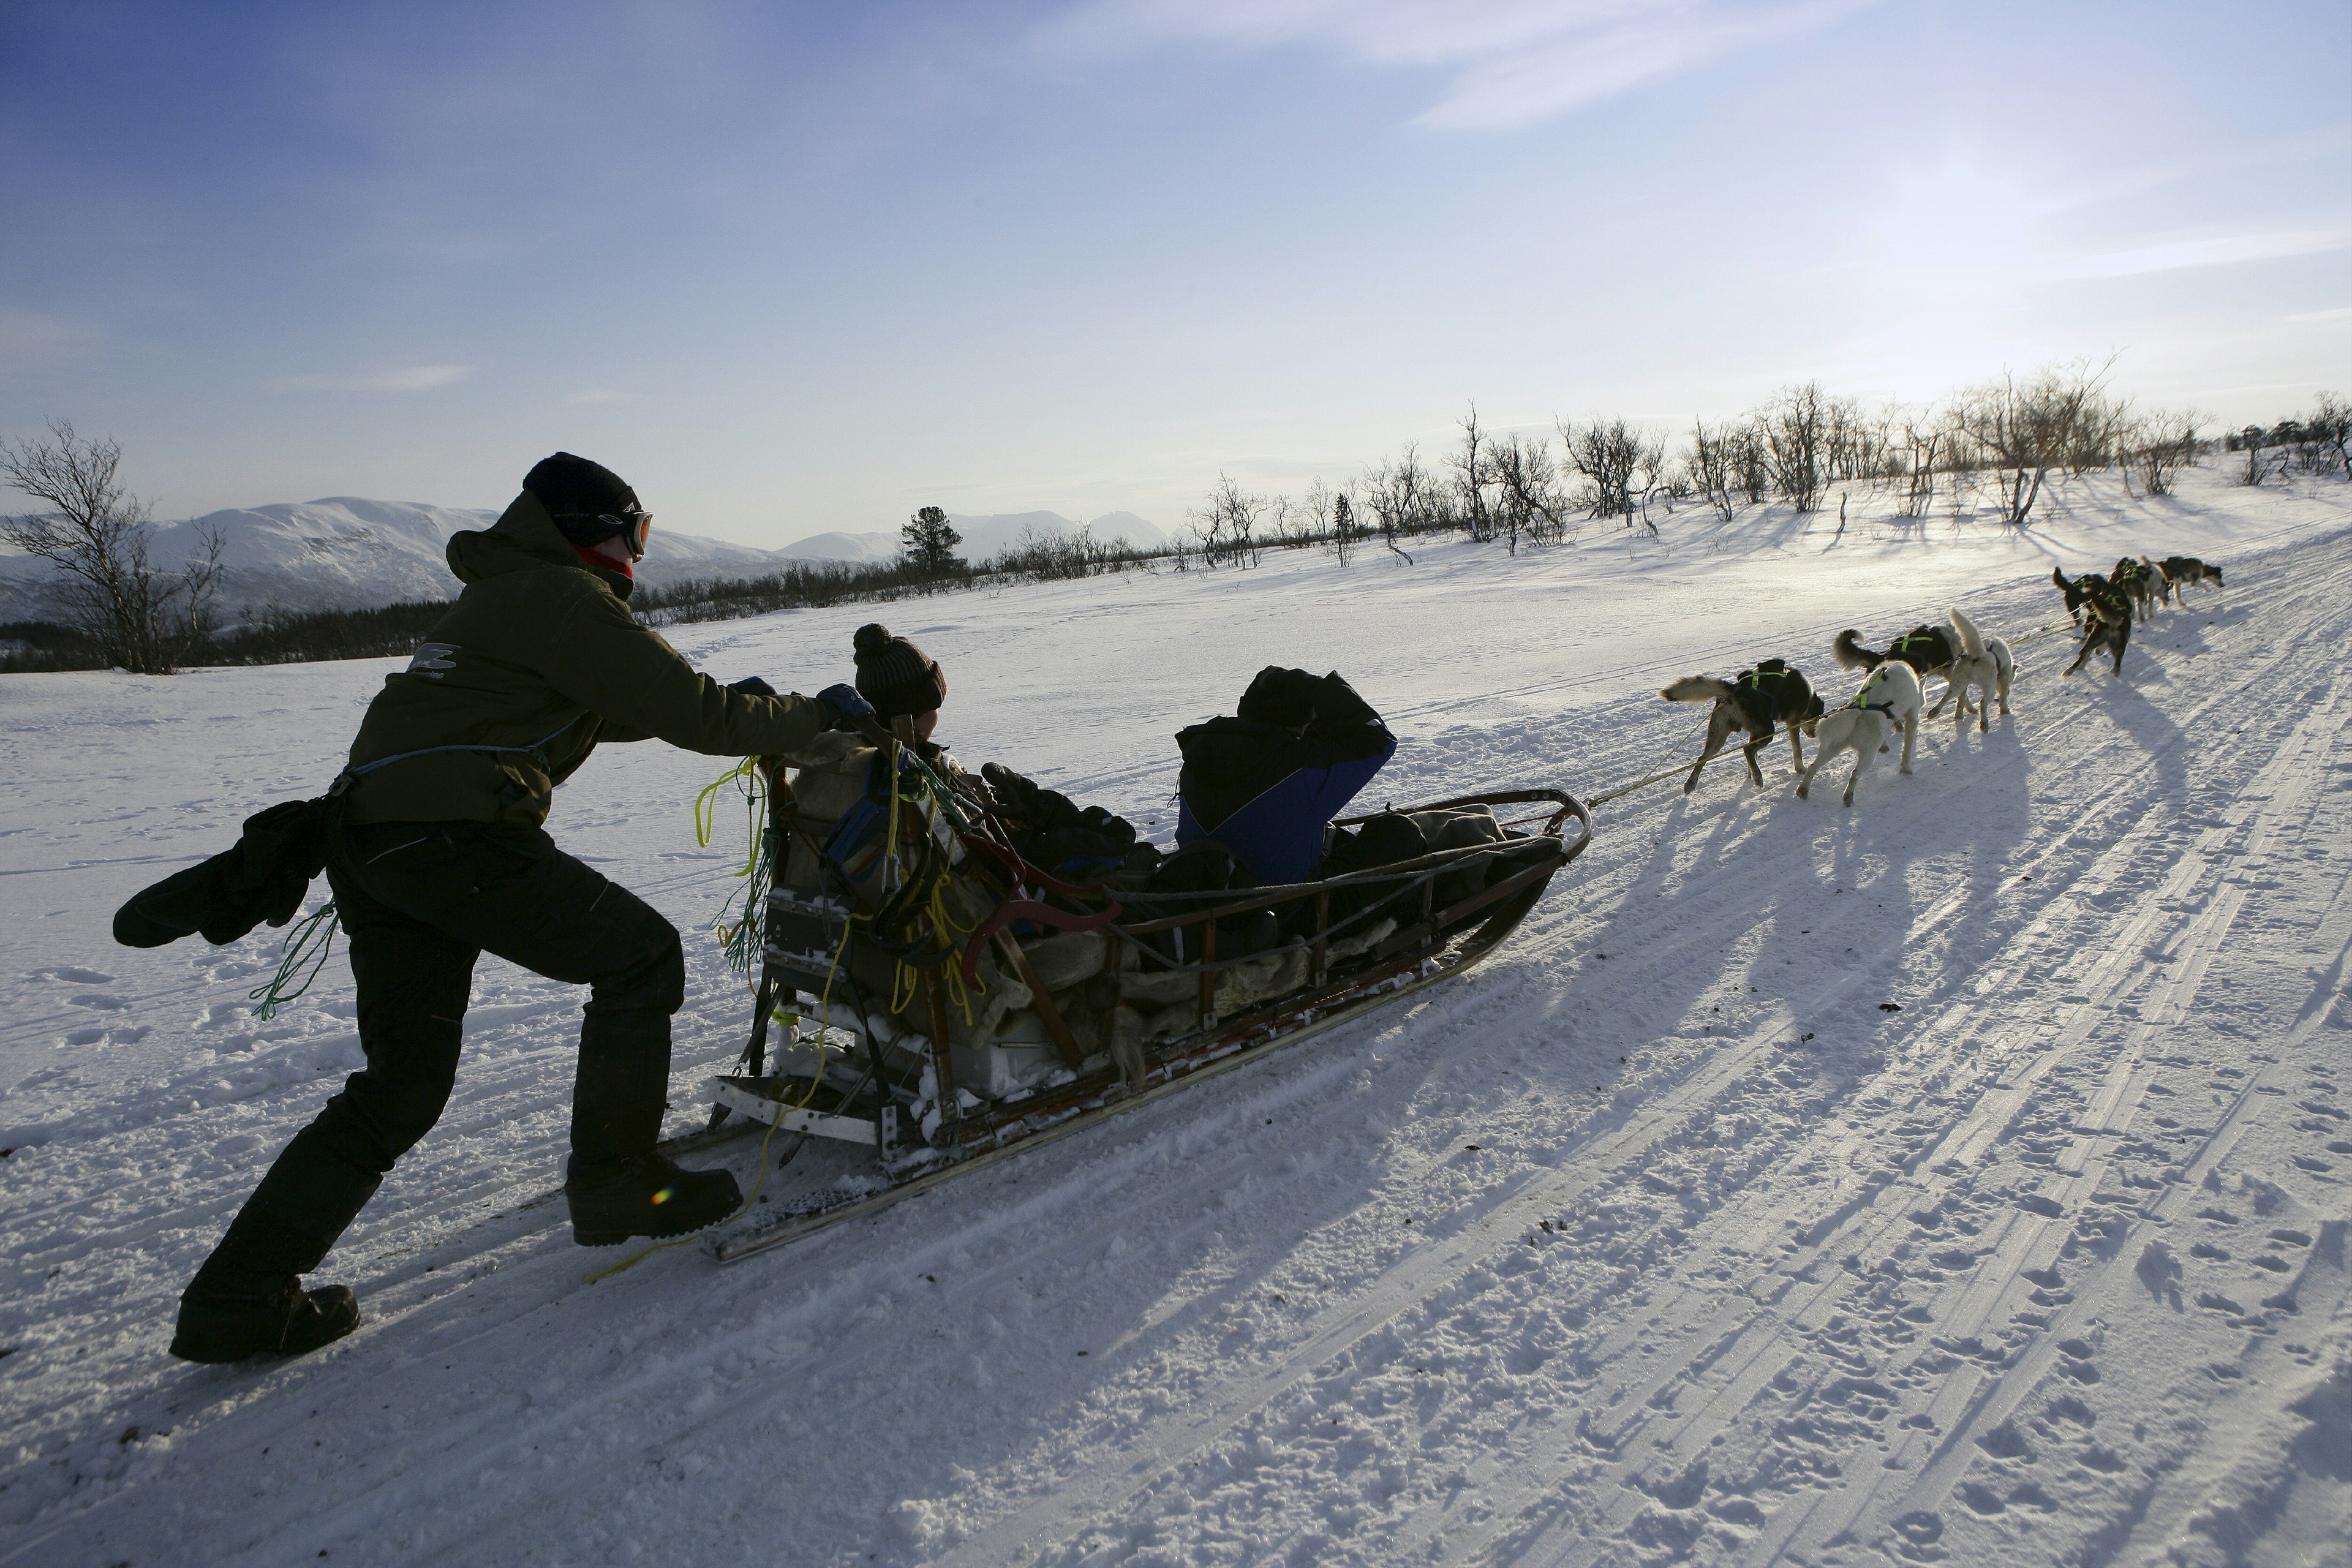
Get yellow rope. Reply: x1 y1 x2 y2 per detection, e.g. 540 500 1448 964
693 758 758 853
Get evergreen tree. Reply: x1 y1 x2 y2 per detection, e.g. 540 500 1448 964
902 505 964 579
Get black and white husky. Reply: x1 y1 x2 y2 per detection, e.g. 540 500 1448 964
2064 584 2133 677
1798 662 1923 807
1835 624 1957 687
2112 556 2161 617
2158 555 2223 598
1659 659 1826 794
1926 607 2012 732
2052 567 2111 627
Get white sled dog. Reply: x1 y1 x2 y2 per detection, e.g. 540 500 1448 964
1798 661 1923 807
1924 606 2012 733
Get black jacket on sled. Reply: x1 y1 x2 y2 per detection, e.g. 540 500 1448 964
1175 668 1396 885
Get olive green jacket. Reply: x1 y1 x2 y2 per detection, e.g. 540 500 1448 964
339 491 830 826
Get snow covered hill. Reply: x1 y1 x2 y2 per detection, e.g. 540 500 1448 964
780 509 1170 565
0 497 834 624
1 466 2346 1567
0 500 1174 623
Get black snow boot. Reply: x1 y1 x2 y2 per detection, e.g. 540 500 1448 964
170 1275 361 1364
565 1154 742 1246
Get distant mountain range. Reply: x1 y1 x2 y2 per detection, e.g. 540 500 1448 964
0 499 1167 624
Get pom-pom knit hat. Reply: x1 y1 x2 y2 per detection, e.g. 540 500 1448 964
851 624 948 719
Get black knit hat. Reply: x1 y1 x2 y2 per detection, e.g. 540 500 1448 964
523 452 642 547
853 623 948 719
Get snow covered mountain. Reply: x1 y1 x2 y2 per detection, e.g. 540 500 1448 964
778 509 1170 565
0 498 1174 622
0 497 795 622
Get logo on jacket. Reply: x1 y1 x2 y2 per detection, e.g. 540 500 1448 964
407 642 459 678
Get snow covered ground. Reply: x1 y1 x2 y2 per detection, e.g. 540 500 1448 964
1 464 2346 1567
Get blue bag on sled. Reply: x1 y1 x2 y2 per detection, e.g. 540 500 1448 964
1174 668 1396 886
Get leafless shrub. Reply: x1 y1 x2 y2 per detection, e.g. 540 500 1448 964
2121 410 2201 497
1188 473 1265 568
1822 393 1889 485
1450 405 1497 543
990 522 1141 582
1897 413 1943 517
1759 383 1830 513
1487 431 1570 552
1685 419 1738 521
1357 445 1433 564
1562 417 1666 533
1947 356 2117 524
2301 393 2350 478
0 420 222 673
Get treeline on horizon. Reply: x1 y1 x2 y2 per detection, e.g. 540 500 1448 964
3 366 2346 675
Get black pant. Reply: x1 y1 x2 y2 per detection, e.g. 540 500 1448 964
190 818 684 1287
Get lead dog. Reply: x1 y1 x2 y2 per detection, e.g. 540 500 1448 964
1798 661 1923 807
2158 555 2223 599
1926 606 2012 732
1659 659 1826 794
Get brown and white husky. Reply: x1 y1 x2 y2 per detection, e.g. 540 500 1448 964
1659 659 1826 794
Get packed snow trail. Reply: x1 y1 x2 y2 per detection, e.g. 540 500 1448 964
0 471 2346 1567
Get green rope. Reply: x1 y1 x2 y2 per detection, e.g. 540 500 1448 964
894 747 979 834
249 902 340 1020
710 824 776 974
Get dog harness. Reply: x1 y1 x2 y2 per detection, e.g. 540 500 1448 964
1847 670 1899 720
1735 667 1782 723
1890 630 1943 663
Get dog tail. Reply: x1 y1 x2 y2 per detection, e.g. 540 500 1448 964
1947 606 1986 660
1659 675 1735 704
2051 566 2072 592
1833 629 1882 671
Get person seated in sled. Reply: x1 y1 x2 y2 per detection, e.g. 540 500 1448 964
850 622 950 748
846 622 1148 882
165 452 875 1364
844 620 990 813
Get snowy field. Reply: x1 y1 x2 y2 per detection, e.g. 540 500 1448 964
2 465 2348 1568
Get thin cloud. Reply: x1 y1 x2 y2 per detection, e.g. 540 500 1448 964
2046 229 2351 281
564 388 624 404
271 364 472 393
1041 0 1879 128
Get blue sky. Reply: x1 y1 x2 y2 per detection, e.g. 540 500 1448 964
2 0 2346 544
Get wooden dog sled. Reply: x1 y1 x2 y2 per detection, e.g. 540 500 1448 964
699 736 1592 1264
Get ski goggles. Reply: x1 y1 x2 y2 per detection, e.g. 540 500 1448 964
558 508 654 560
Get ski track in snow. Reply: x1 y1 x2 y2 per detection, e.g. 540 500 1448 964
1 470 2348 1567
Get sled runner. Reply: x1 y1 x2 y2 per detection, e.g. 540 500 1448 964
698 738 1591 1264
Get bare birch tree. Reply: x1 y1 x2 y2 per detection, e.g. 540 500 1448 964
1947 357 2117 524
1487 431 1569 553
1 420 222 674
1561 417 1665 533
1450 404 1495 543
